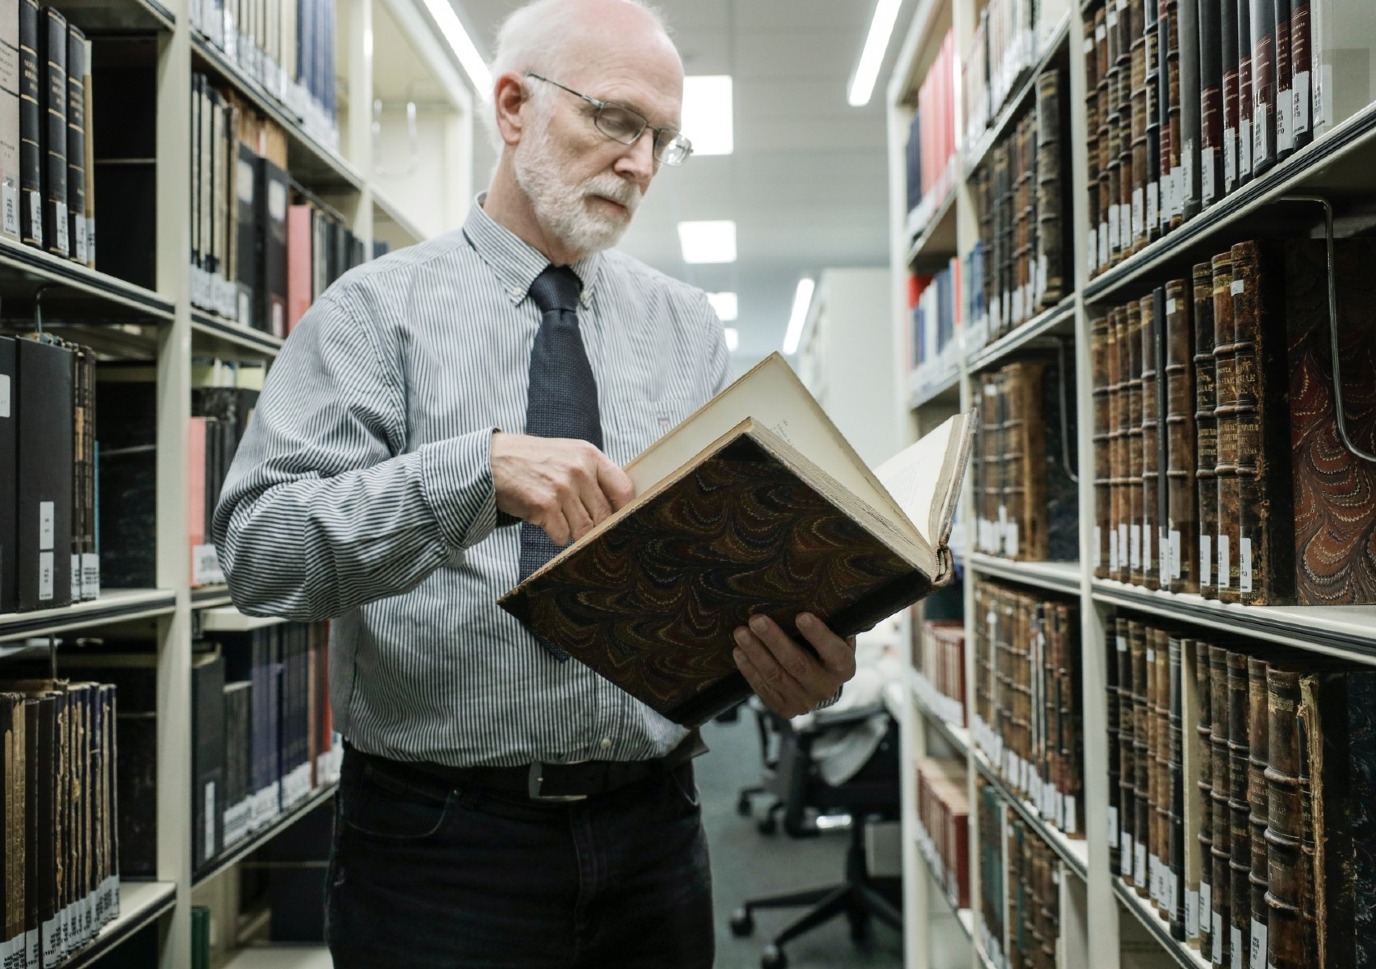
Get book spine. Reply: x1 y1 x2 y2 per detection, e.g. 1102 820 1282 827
64 24 84 265
1142 291 1164 589
1272 0 1293 161
40 6 65 258
1131 35 1149 253
1211 251 1241 603
1034 67 1064 310
1164 0 1184 230
1227 648 1252 969
1196 640 1215 953
1164 279 1196 592
1127 299 1146 585
1109 307 1126 578
1221 0 1240 194
1198 0 1224 205
1209 644 1233 969
1264 666 1303 969
1170 636 1187 939
1093 314 1112 578
1192 261 1219 599
1132 622 1151 894
1246 655 1271 967
1249 0 1277 176
17 0 38 248
1288 0 1311 150
1229 240 1295 605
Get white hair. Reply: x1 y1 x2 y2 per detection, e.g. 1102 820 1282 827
480 0 672 151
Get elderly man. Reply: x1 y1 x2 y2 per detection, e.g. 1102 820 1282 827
213 0 856 964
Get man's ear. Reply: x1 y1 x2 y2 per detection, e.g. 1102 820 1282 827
493 73 529 147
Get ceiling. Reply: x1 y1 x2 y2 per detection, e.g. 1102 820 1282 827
450 0 907 367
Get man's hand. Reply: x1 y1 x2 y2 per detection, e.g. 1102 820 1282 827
732 612 857 719
491 432 635 546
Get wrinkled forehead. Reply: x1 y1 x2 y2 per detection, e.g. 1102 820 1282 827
558 15 684 124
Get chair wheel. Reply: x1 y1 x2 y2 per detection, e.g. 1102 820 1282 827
737 793 753 816
757 814 777 835
761 943 787 969
729 907 754 936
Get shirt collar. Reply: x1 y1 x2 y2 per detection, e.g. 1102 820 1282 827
463 194 604 308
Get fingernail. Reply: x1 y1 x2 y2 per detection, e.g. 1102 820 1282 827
733 648 745 665
797 613 815 630
734 629 750 647
749 615 768 634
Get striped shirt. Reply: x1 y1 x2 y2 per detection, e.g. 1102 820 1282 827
213 198 729 768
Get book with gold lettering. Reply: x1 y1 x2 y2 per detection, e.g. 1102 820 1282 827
499 353 975 727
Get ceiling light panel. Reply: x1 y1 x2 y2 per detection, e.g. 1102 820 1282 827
682 75 734 155
708 291 739 321
678 220 737 264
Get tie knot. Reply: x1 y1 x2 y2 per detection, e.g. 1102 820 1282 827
529 265 583 314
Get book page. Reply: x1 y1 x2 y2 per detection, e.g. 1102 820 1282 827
627 354 919 542
873 411 975 550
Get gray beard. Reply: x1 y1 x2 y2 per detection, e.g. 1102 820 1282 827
513 132 639 257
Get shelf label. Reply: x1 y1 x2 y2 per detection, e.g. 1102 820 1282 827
1232 926 1245 969
1218 534 1231 588
1201 879 1212 935
1200 534 1213 586
1147 182 1159 238
1277 87 1294 152
192 543 226 587
1202 147 1218 202
53 200 68 257
2 178 16 240
1170 530 1182 580
1250 919 1268 969
1240 536 1253 593
27 189 40 241
1142 517 1153 573
38 500 54 551
1213 912 1224 964
1294 71 1312 136
1186 889 1200 943
1239 119 1254 178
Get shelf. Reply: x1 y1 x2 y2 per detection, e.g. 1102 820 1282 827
906 187 959 272
971 748 1089 880
200 607 286 632
192 585 233 609
0 237 174 325
191 38 364 193
48 0 175 34
1084 98 1376 304
908 359 962 409
1114 879 1210 969
191 310 286 359
962 12 1072 179
193 784 336 887
372 187 427 247
910 675 971 757
1091 581 1376 662
914 827 973 933
222 946 333 969
60 880 178 969
0 589 178 645
965 296 1076 374
967 554 1082 596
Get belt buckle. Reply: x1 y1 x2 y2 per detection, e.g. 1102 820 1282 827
527 762 587 802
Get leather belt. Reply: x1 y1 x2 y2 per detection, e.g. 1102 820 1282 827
350 729 707 802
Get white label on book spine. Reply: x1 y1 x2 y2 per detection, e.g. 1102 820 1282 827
27 189 40 240
1224 130 1237 186
1110 529 1119 571
1276 88 1294 151
1219 534 1230 588
1317 64 1333 130
1135 841 1146 885
1122 833 1134 876
192 544 226 586
1100 223 1109 266
1203 147 1218 201
1147 183 1160 238
1294 71 1312 135
1130 524 1141 569
1213 912 1224 963
1006 523 1019 558
2 179 16 239
1088 229 1099 273
1142 517 1152 571
1184 143 1196 207
1240 537 1253 592
1171 530 1182 580
1109 206 1120 256
39 500 54 550
38 551 53 601
1187 889 1200 941
1201 880 1212 934
1108 806 1119 848
1231 279 1246 296
268 179 288 221
1166 298 1177 317
1094 526 1102 567
1132 188 1144 242
1250 920 1267 969
1239 119 1253 177
204 781 217 860
1201 534 1213 585
1232 927 1245 969
53 200 67 256
1065 795 1077 834
0 374 9 418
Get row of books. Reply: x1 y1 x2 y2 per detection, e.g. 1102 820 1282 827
188 386 261 586
190 0 339 150
0 334 98 615
972 356 1078 562
911 617 966 728
1089 237 1376 605
903 28 957 239
915 756 970 910
966 65 1070 347
5 0 96 264
191 71 367 334
905 258 961 392
0 680 120 969
1083 0 1376 277
971 579 1083 840
1106 610 1376 969
978 774 1063 969
962 0 1069 155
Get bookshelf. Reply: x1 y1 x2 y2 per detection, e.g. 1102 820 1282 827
0 0 474 963
887 0 1376 968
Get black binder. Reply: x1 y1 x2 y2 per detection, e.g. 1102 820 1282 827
0 336 15 614
15 337 72 611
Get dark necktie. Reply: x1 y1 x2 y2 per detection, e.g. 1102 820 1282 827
519 265 601 660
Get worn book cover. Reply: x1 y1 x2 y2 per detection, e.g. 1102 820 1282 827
500 353 974 727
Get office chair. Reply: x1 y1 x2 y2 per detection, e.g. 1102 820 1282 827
729 703 903 969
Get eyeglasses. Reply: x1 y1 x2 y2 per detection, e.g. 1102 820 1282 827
526 73 694 167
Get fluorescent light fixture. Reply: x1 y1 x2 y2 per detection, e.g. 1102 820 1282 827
848 0 903 107
708 291 739 321
782 277 816 355
421 0 491 95
682 75 734 155
724 327 740 351
677 220 737 264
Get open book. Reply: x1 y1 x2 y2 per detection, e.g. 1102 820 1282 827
499 353 975 727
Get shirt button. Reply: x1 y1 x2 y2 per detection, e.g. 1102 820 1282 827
599 738 612 750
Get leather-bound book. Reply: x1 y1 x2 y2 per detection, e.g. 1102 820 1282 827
17 0 38 248
1093 314 1113 578
1236 0 1254 185
1272 0 1293 163
1133 621 1152 895
1264 665 1304 969
1199 0 1224 205
1194 639 1215 952
1108 615 1124 875
1248 0 1277 176
1246 655 1271 962
39 6 66 258
1141 293 1163 590
977 373 998 553
1130 38 1149 253
1164 280 1197 592
1154 629 1172 916
1178 0 1202 221
1230 240 1294 605
1119 618 1139 883
1042 354 1080 564
1127 299 1146 585
1283 238 1376 605
1209 643 1233 969
1226 648 1252 969
1192 262 1219 598
1221 0 1240 194
1288 0 1310 151
1212 252 1241 602
999 361 1050 561
1109 307 1127 578
1170 636 1187 940
1163 0 1185 231
0 337 15 615
1034 67 1066 308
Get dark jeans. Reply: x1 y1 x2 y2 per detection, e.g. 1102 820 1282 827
325 746 715 968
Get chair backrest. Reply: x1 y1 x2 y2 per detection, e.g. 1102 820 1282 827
767 709 901 837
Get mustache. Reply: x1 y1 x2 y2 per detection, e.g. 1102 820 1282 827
586 177 642 213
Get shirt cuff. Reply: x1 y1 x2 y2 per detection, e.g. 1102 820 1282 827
419 428 501 550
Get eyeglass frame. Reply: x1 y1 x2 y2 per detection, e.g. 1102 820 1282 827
525 72 694 166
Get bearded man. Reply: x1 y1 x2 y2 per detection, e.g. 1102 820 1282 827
212 0 856 965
